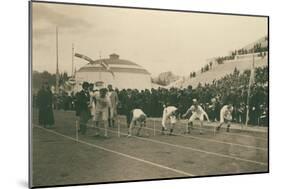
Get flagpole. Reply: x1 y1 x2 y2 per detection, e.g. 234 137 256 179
55 26 60 94
99 51 102 81
245 54 255 127
72 43 74 77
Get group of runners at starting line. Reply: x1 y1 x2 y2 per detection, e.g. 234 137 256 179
127 99 233 137
73 83 234 138
87 98 233 138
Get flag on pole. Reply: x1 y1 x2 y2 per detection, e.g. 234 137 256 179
75 52 115 78
74 53 94 63
248 64 255 87
100 60 115 77
55 27 60 94
245 54 255 127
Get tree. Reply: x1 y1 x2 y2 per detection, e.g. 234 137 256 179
209 62 213 69
233 67 239 76
32 71 56 92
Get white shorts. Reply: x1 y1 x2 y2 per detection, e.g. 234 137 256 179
90 102 96 117
109 107 117 119
189 113 204 122
170 115 177 124
94 110 109 121
162 115 177 128
220 112 232 123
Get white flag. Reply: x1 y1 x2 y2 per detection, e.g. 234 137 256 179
245 55 256 127
248 62 255 87
74 53 94 63
100 60 115 77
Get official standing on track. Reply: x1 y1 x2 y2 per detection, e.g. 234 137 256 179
76 82 91 135
37 81 54 128
124 90 135 128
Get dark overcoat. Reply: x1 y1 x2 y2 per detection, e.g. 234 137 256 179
37 88 54 126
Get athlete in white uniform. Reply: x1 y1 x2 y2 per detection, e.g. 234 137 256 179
89 90 97 121
108 84 119 128
127 109 147 137
162 106 178 135
92 88 111 137
216 104 233 132
182 99 209 134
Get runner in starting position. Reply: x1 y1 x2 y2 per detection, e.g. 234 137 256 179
127 109 147 137
182 99 209 135
162 105 178 135
216 104 233 132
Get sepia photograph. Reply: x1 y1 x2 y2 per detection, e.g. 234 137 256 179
30 1 269 188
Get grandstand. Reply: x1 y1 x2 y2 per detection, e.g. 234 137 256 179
167 37 268 89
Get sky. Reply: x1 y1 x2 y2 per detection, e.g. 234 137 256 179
32 2 268 77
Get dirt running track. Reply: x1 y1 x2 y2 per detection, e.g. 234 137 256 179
31 110 268 188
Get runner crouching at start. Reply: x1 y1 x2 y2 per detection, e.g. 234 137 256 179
127 109 147 137
162 105 178 135
182 99 209 135
216 104 233 132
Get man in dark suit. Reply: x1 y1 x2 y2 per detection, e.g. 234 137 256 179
76 82 91 135
37 81 54 128
124 89 135 128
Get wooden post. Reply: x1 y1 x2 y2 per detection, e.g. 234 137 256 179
75 120 79 142
153 119 156 136
118 119 120 138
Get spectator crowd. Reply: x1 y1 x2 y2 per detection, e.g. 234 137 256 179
117 66 268 126
34 66 268 127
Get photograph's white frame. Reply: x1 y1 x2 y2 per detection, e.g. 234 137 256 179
1 0 280 189
28 0 269 188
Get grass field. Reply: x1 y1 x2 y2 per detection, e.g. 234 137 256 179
31 110 268 188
